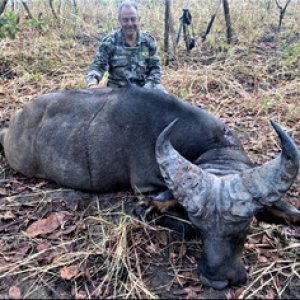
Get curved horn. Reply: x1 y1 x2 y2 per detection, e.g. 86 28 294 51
156 120 299 220
218 120 299 218
155 120 217 216
240 120 299 206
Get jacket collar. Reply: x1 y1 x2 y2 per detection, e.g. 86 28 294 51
118 29 141 47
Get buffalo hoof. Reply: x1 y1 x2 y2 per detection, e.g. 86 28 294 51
199 274 229 290
132 202 159 222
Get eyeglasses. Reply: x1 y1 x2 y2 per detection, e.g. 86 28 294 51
121 17 138 23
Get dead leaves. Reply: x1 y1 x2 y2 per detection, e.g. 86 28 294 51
0 181 299 300
0 187 8 196
13 244 31 261
173 285 203 299
60 265 80 280
26 212 66 237
242 224 300 299
8 286 21 299
2 210 16 220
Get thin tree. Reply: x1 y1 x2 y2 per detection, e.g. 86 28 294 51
71 0 78 14
223 0 232 44
275 0 292 31
168 4 178 65
0 0 8 16
164 0 171 65
49 0 59 20
202 0 222 41
19 0 33 19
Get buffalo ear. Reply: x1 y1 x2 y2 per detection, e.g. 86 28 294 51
255 201 300 226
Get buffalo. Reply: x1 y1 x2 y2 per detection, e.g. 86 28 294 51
0 86 299 289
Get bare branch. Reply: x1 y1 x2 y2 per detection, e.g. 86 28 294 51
275 0 292 31
275 0 282 9
282 0 292 12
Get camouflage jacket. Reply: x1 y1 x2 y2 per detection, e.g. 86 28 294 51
86 29 162 88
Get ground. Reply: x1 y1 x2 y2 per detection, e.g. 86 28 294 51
0 173 299 299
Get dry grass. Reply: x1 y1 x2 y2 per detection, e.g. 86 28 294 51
0 0 300 298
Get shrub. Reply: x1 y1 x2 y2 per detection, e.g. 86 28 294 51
0 12 20 40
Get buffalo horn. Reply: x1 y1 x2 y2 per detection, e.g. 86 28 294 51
239 120 299 207
156 120 299 218
155 120 217 216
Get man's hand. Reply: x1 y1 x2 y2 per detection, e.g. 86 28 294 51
88 81 106 89
88 84 100 89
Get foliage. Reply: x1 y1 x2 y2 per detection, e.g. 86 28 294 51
0 12 19 40
282 40 300 65
24 18 48 31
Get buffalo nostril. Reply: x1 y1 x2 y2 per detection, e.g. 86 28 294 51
228 266 248 286
238 269 248 285
197 257 248 288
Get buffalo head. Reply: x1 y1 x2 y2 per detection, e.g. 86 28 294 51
155 119 299 289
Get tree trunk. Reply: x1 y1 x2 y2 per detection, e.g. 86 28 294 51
72 0 78 14
275 0 292 31
164 0 171 66
170 11 177 56
183 23 189 50
49 0 59 19
0 0 8 16
10 0 19 12
20 0 33 19
223 0 232 44
202 0 222 41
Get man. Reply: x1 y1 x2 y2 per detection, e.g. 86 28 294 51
86 1 166 92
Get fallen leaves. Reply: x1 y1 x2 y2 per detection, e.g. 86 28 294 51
8 286 21 299
60 265 80 280
75 290 88 299
26 212 66 237
0 262 14 273
13 244 31 261
36 241 52 252
173 285 203 299
235 287 245 299
2 210 16 220
0 187 8 196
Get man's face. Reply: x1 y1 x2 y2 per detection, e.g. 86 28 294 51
119 6 140 37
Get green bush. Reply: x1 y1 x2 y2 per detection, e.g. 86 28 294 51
0 12 20 40
24 18 48 31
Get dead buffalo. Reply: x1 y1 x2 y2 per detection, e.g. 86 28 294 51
0 86 299 289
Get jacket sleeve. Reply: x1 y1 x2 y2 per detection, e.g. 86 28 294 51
145 34 162 84
86 36 113 86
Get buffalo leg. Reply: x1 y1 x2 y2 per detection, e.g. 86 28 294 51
255 201 300 226
132 200 197 239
